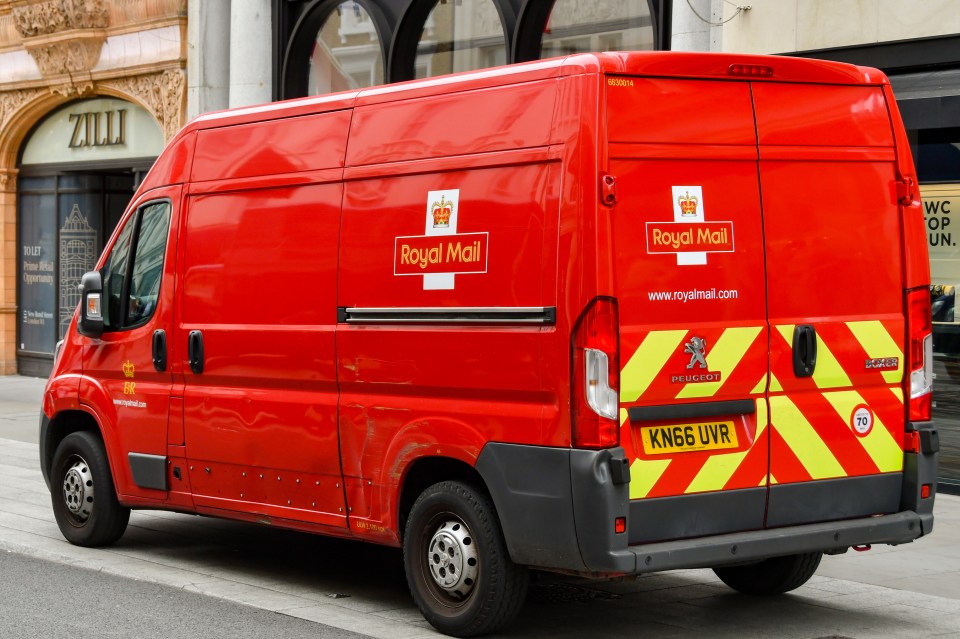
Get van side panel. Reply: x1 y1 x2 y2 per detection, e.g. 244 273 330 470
754 83 907 525
191 111 351 182
346 80 558 166
178 178 346 528
337 81 563 537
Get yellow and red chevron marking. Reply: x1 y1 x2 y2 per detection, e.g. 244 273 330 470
619 326 767 499
620 325 766 404
768 320 904 485
619 319 906 500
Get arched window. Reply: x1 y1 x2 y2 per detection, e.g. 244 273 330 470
540 1 655 58
308 1 385 94
414 0 507 79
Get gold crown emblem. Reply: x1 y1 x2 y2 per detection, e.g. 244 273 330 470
678 192 699 217
432 195 453 228
122 360 135 378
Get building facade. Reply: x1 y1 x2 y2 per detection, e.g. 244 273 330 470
0 0 187 376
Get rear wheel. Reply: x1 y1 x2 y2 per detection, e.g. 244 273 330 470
50 431 130 547
403 481 529 637
713 552 822 595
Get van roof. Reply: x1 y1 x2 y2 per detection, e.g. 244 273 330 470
139 51 888 193
184 51 886 134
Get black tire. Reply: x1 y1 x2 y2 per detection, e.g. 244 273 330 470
403 480 529 637
713 552 822 595
50 431 130 547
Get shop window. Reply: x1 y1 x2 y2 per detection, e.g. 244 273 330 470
414 0 507 79
916 126 960 488
308 1 385 94
540 0 654 58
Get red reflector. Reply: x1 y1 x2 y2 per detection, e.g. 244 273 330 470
615 517 626 534
728 64 774 78
904 431 921 453
921 484 932 499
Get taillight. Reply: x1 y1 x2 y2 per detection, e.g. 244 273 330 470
572 297 620 448
906 287 933 422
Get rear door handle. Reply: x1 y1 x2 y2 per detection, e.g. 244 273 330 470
152 329 167 372
187 330 204 374
792 324 817 378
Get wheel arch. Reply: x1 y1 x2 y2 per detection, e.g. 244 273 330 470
398 456 488 541
41 408 107 491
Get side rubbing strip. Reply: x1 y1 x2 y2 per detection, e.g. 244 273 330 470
629 399 756 422
338 306 557 325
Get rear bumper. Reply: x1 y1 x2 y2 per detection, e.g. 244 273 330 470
476 437 937 577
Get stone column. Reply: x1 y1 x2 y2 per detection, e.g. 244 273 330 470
0 169 18 374
228 0 273 108
187 0 232 118
671 0 724 52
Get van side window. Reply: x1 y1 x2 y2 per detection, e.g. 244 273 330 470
101 201 171 331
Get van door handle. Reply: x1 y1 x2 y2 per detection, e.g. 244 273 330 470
792 324 817 378
152 329 167 372
187 330 204 374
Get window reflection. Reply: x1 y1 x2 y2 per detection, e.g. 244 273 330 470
308 1 384 95
415 0 507 79
540 0 654 58
917 127 960 486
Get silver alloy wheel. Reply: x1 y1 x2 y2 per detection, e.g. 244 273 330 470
62 457 94 521
427 519 479 598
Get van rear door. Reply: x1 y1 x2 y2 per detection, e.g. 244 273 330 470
607 77 771 543
754 82 907 526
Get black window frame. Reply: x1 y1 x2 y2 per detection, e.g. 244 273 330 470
100 198 171 333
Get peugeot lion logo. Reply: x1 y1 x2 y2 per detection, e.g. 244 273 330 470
684 337 708 369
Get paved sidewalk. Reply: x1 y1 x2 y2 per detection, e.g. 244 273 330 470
2 375 959 638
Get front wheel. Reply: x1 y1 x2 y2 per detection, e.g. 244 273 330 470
50 431 130 547
403 481 529 637
713 552 822 595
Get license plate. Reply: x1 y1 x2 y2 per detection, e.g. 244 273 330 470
640 421 739 455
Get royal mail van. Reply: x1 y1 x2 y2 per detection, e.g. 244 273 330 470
41 51 939 636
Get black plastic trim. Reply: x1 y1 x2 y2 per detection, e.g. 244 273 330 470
767 474 902 528
629 488 766 544
627 511 929 574
628 399 755 422
39 412 52 490
128 453 168 491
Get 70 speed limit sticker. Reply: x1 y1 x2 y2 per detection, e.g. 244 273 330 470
851 404 874 437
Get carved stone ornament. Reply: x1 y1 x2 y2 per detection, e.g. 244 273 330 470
0 86 47 136
12 0 109 77
12 0 109 39
101 69 186 141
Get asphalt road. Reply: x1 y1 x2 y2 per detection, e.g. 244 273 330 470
0 550 368 639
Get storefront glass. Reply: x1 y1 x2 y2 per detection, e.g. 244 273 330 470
916 126 960 488
308 1 385 95
17 97 162 377
415 0 507 79
540 0 654 58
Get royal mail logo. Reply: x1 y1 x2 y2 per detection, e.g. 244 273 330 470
395 233 489 275
397 189 489 290
647 186 735 265
122 360 135 378
647 221 734 253
432 195 453 228
678 191 699 217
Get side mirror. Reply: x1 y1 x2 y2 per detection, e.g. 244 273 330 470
78 271 104 338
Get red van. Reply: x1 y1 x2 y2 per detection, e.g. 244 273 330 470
41 51 939 636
